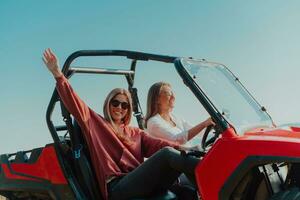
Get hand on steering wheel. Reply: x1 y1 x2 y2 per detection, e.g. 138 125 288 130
201 124 220 151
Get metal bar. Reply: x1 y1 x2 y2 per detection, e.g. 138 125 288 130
55 125 68 131
262 165 274 195
46 90 85 199
69 66 135 75
61 50 176 77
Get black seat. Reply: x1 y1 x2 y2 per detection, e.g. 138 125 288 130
72 120 102 200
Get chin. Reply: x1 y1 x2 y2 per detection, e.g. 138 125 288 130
113 117 122 121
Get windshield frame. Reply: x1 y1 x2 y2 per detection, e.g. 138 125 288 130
174 58 229 132
174 57 274 134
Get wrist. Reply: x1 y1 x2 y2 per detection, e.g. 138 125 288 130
53 69 63 78
206 121 210 126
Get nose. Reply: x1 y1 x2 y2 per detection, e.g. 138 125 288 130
112 104 123 110
115 104 122 109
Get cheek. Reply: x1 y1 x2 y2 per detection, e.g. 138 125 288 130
109 105 114 113
166 96 173 103
109 106 118 116
159 96 168 104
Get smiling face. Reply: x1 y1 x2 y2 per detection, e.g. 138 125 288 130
103 88 132 126
109 94 129 123
158 85 175 112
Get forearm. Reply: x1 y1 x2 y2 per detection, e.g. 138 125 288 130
55 76 90 124
51 67 63 78
187 121 207 140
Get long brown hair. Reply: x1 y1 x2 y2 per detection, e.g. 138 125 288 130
103 88 133 144
144 82 171 128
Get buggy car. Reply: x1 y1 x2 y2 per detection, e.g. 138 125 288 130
1 50 300 200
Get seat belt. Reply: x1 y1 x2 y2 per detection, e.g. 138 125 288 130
129 87 145 129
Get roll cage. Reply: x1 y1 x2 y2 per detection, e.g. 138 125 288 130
45 50 229 199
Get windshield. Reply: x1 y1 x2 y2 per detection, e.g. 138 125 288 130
180 58 274 134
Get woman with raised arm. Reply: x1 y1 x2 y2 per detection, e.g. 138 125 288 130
42 49 200 200
145 82 215 147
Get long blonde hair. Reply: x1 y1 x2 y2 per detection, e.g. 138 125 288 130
144 82 171 128
103 88 133 144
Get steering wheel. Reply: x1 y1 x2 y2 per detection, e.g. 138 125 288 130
183 124 221 158
201 125 220 150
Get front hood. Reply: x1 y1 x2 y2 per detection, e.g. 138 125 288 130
244 124 300 141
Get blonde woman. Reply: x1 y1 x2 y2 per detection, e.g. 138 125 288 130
42 49 200 200
145 82 215 147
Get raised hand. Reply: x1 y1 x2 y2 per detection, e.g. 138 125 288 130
42 48 63 78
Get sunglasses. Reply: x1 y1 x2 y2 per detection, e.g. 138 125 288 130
160 90 174 97
110 99 129 110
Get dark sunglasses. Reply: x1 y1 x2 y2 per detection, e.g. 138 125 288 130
110 99 129 110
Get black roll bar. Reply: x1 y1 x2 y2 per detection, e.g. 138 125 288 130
61 50 176 77
47 50 177 142
69 66 135 75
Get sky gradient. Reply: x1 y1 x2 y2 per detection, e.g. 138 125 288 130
1 1 300 153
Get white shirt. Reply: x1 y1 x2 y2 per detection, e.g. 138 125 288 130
146 113 202 147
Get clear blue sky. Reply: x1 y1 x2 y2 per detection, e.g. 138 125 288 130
1 1 300 153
